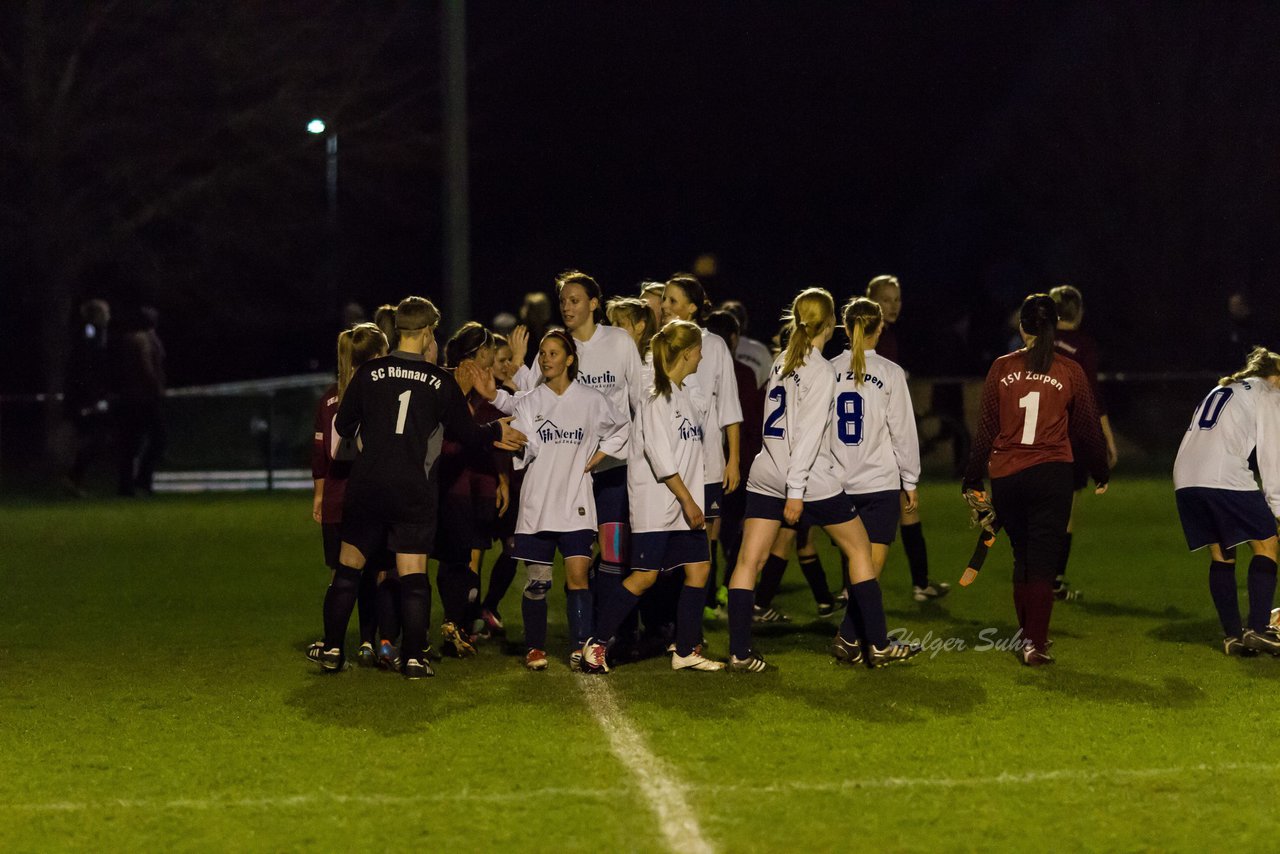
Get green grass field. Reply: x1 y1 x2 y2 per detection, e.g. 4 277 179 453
3 478 1278 852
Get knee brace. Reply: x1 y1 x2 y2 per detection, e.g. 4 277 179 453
599 522 629 566
523 563 553 601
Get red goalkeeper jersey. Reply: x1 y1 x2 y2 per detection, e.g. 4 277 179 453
963 350 1108 489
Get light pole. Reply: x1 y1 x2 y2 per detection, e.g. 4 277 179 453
308 118 338 314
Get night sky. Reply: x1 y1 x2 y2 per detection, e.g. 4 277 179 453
4 2 1279 393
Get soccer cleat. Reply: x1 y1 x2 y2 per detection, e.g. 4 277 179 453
1242 628 1280 656
672 650 725 671
402 657 435 679
440 622 477 658
481 607 505 633
913 583 951 602
1272 607 1280 630
1223 636 1259 657
830 633 863 666
305 640 324 661
1020 645 1056 666
836 587 849 604
356 641 377 667
376 640 400 671
525 649 549 671
580 638 609 673
311 646 345 672
569 650 584 671
729 653 769 672
1053 579 1082 602
867 639 922 668
753 606 792 624
817 600 846 619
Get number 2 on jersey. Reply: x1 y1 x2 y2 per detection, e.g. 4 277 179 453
394 390 412 434
1018 391 1040 444
763 386 786 439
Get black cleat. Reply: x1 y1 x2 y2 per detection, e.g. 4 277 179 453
830 634 863 666
1223 636 1259 657
1242 628 1280 656
867 639 922 668
728 653 769 672
310 646 345 673
1020 645 1056 666
402 657 435 679
913 583 951 602
817 600 847 619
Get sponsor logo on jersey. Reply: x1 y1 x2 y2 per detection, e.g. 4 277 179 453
536 419 585 445
578 370 617 389
678 417 704 441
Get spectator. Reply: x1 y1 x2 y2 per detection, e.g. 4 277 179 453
115 305 166 496
63 298 113 496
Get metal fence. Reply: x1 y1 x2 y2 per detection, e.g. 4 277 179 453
0 370 1222 496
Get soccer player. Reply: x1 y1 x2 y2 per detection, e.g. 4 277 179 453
1048 284 1119 601
826 297 933 662
719 299 772 388
581 320 723 673
310 323 386 666
511 331 629 670
662 274 743 610
962 294 1109 666
477 330 526 636
313 296 525 679
1174 347 1280 656
726 288 920 671
435 321 510 657
866 274 942 600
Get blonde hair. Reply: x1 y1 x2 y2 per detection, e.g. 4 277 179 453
1049 285 1083 325
606 297 658 357
1220 346 1280 387
842 297 883 386
337 322 387 401
650 320 702 398
780 288 835 377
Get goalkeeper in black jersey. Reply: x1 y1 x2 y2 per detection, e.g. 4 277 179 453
312 296 526 679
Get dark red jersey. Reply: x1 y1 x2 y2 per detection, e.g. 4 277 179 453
963 350 1108 489
311 383 350 523
1053 328 1107 416
876 324 900 365
438 380 510 501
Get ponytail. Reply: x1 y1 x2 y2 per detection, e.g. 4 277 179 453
338 322 388 402
1220 346 1280 387
650 320 702 399
842 297 883 387
665 273 712 323
1019 293 1058 374
780 287 835 378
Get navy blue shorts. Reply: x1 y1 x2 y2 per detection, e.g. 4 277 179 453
847 489 901 545
512 529 596 565
1175 487 1277 552
592 465 630 526
631 529 711 572
704 482 724 521
744 490 857 529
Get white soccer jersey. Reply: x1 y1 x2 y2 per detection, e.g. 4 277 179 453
828 349 921 494
746 348 842 501
735 336 773 388
1174 379 1280 515
628 384 707 533
512 382 629 534
684 328 743 484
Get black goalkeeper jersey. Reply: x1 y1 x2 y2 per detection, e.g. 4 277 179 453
336 351 500 523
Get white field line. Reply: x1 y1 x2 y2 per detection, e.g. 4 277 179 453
3 761 1275 815
576 675 716 854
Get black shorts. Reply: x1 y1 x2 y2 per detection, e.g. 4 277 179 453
631 529 711 572
340 517 436 560
704 482 724 521
847 490 900 545
990 462 1073 582
512 529 596 565
322 522 342 569
435 493 498 562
